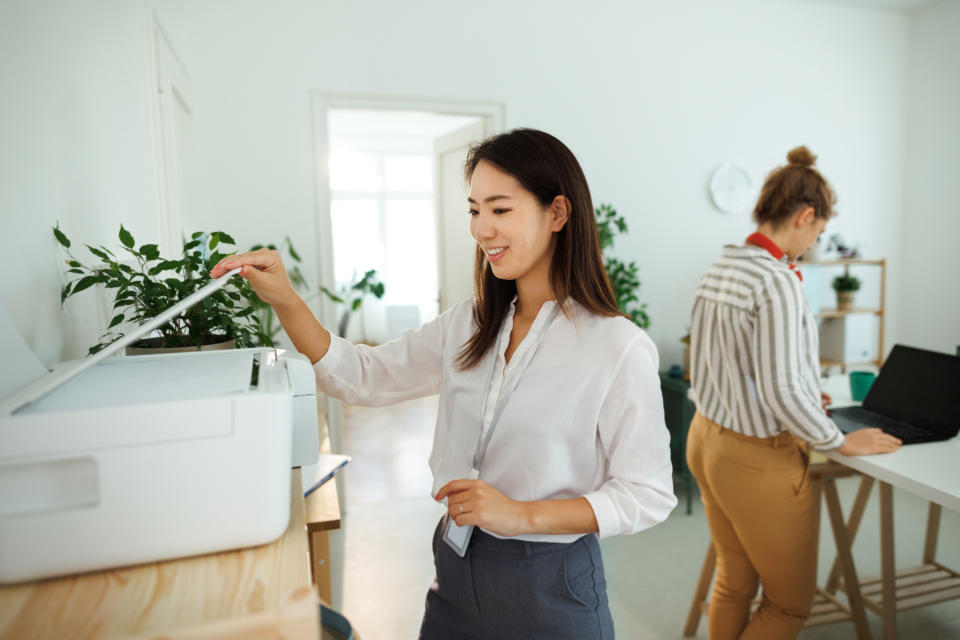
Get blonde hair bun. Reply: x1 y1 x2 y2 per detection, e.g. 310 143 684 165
786 146 817 167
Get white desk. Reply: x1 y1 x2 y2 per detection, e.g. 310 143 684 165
819 374 960 639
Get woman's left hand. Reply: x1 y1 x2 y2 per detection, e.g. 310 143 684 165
435 479 532 538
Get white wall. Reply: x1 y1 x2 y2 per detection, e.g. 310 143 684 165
900 0 960 356
0 0 165 364
182 0 911 366
5 0 946 368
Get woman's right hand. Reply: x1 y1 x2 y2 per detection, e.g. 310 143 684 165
837 428 902 456
210 248 298 309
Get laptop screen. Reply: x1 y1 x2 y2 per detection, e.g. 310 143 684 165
863 345 960 432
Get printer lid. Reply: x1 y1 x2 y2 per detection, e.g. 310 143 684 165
0 268 241 416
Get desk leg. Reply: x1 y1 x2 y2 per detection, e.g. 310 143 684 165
826 476 875 594
879 482 898 640
683 542 716 637
824 476 872 640
923 502 942 564
310 530 333 604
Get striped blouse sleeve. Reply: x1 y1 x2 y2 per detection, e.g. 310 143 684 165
752 272 846 451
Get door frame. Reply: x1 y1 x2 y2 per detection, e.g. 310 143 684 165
145 4 193 257
433 119 489 312
309 94 503 457
311 94 504 327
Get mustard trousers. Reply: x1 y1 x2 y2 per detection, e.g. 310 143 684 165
686 412 817 640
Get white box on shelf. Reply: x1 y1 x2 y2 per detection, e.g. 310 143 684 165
819 314 878 364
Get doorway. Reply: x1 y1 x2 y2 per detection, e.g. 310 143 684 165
312 96 503 339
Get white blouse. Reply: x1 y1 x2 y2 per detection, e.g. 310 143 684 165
312 297 677 543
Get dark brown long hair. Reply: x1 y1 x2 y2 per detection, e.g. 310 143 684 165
456 128 621 370
754 146 837 226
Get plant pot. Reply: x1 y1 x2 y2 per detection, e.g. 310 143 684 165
125 336 235 356
836 290 856 311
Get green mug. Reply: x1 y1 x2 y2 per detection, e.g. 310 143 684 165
849 371 877 402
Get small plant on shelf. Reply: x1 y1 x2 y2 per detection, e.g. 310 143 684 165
832 273 861 311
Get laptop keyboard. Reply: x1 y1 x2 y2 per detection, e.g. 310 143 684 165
833 408 930 440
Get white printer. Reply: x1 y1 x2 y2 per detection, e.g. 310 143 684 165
0 271 320 584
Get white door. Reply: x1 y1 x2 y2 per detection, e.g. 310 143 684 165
434 119 487 312
154 26 194 255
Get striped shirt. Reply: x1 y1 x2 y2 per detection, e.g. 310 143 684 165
689 245 845 451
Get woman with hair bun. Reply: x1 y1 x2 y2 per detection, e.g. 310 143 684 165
686 147 901 639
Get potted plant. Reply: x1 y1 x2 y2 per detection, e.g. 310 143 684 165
320 269 386 338
54 224 267 354
594 203 650 328
252 240 386 340
832 273 861 311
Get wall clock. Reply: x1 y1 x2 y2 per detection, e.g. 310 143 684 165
709 163 753 214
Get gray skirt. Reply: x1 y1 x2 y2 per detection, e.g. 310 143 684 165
418 517 615 640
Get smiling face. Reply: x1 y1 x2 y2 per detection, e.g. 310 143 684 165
468 160 560 284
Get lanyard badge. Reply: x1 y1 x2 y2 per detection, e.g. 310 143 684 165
442 304 561 557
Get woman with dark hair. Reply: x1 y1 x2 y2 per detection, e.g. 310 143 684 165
686 146 901 640
212 128 676 639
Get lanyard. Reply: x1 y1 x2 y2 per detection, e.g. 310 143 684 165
469 303 561 475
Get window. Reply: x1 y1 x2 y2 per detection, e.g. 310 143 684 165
329 151 438 328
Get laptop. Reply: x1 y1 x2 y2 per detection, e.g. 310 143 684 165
829 345 960 445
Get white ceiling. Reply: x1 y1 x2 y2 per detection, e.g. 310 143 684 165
788 0 940 11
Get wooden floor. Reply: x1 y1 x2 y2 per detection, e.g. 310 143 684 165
332 396 960 640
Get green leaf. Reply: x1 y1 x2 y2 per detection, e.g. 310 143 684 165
108 313 125 328
351 298 363 311
138 244 160 261
67 268 84 274
191 231 204 240
119 225 135 249
68 260 82 268
320 286 344 304
86 245 109 261
215 231 236 245
72 275 101 295
149 260 184 275
209 233 220 250
53 224 71 248
60 282 73 306
183 239 201 251
286 237 301 262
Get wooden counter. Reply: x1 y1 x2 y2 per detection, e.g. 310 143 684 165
0 470 318 639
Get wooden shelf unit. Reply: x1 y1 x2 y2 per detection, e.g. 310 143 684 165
800 258 886 374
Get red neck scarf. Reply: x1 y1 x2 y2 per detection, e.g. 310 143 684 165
746 232 802 281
